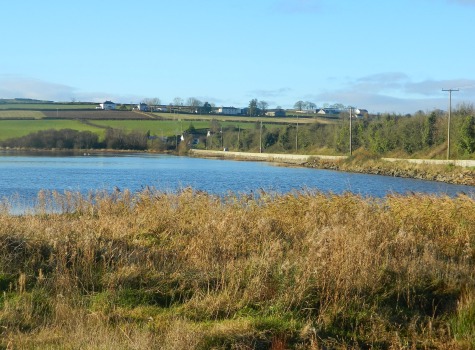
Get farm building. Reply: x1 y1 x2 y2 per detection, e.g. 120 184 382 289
136 103 149 111
317 108 341 115
265 109 286 117
99 101 116 110
354 108 368 118
216 107 241 115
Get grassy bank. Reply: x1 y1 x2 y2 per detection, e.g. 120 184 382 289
305 150 475 186
1 189 474 349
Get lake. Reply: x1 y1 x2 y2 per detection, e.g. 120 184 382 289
0 152 473 209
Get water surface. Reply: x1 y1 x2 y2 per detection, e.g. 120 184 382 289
0 153 473 208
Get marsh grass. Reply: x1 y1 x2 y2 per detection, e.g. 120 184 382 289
0 189 474 349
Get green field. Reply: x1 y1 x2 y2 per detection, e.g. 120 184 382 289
0 103 98 110
0 110 46 119
0 108 335 145
88 119 266 135
0 120 104 140
153 112 334 125
0 119 268 142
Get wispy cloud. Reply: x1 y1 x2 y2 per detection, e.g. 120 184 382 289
405 79 475 96
353 73 410 93
307 73 475 114
0 75 143 103
246 87 293 107
0 75 76 101
249 87 292 98
272 0 322 13
448 0 475 6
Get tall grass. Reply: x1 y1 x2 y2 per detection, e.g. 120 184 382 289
0 189 474 349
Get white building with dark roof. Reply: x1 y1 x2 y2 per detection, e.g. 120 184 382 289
216 107 241 115
99 101 116 110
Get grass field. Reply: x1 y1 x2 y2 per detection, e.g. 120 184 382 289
0 108 338 148
87 119 269 135
0 119 268 142
153 112 336 125
0 120 105 140
41 110 155 120
0 110 46 119
0 103 98 110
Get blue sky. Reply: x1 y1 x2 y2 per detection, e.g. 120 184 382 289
1 0 475 114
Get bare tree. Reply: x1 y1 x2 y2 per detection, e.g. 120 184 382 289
173 97 184 106
294 100 305 111
258 100 269 115
306 101 316 111
142 98 161 106
187 97 202 108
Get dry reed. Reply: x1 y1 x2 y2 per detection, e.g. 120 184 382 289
0 188 474 349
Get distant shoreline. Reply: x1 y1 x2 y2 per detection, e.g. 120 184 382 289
189 149 475 186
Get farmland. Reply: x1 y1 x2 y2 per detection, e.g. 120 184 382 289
0 120 104 140
0 109 300 142
41 110 156 120
0 102 98 110
0 111 46 119
153 112 333 125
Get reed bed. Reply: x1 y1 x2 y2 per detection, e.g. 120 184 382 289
0 189 474 349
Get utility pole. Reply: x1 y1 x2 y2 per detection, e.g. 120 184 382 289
349 107 353 156
442 88 459 160
237 125 241 150
259 120 263 153
296 115 299 152
220 126 223 149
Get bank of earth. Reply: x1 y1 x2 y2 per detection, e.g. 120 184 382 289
189 149 475 187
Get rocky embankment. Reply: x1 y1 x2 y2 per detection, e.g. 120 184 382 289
304 157 475 186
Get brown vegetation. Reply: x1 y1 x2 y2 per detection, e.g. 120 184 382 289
42 110 157 120
305 149 475 186
0 189 474 349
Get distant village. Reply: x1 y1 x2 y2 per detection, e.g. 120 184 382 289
97 101 369 118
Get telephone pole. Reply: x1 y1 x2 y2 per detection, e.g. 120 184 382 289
349 107 353 156
442 88 459 160
295 115 299 151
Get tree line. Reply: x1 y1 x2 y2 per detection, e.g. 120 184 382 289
204 104 475 158
0 128 150 151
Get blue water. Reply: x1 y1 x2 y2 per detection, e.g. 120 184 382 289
0 153 473 205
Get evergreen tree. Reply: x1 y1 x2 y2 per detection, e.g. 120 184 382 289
457 115 475 155
423 112 437 147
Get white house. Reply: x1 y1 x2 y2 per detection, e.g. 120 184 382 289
216 106 241 115
136 103 149 111
354 108 368 118
99 101 116 110
317 108 341 115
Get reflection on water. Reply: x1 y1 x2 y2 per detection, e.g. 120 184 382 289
0 153 474 212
